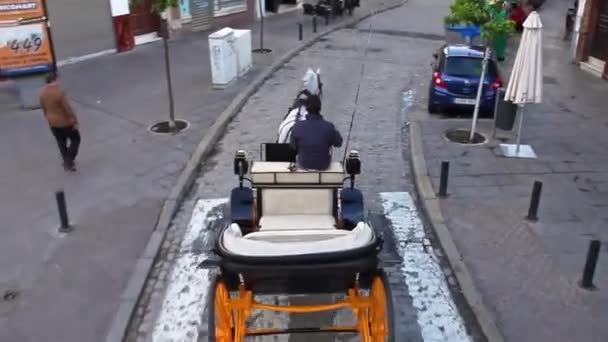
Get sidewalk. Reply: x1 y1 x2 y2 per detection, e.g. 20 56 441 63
0 4 398 342
411 0 608 341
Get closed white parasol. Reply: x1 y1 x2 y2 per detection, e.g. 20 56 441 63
499 10 543 158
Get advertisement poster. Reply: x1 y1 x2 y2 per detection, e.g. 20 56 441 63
0 0 54 77
0 0 45 21
0 22 54 76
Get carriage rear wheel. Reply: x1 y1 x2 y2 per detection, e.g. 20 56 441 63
208 275 234 342
368 270 395 341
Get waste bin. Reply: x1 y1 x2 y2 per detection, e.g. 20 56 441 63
494 88 518 131
208 27 237 88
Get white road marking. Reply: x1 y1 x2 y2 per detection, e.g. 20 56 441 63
380 192 471 342
151 198 227 342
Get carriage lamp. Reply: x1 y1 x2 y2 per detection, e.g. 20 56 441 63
345 150 361 189
345 150 361 175
234 150 249 179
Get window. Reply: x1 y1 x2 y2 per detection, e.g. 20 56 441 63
214 0 247 16
445 57 497 78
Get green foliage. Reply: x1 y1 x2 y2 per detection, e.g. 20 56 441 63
130 0 178 13
444 0 489 26
444 0 515 44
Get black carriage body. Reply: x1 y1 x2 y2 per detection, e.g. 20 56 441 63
215 224 383 294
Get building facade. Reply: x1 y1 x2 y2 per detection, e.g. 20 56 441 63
572 0 608 79
44 0 256 63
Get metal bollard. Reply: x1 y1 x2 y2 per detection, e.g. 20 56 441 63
298 23 303 41
438 161 449 198
56 191 73 232
313 16 317 33
526 181 543 221
580 240 601 290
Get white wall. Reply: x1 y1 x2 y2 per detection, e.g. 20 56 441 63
571 0 587 60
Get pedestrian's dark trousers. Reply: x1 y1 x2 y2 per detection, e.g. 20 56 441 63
50 126 81 166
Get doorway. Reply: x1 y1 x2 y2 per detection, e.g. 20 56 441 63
129 0 161 36
590 0 608 60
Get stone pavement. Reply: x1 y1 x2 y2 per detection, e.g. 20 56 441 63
0 4 397 342
411 0 608 341
130 0 491 341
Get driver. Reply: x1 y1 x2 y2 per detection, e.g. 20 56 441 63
289 95 343 171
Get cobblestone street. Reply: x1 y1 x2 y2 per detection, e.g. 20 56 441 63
127 1 486 341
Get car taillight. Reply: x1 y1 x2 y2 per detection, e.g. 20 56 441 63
491 78 502 90
433 72 446 88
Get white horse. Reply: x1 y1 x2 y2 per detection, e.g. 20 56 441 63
276 68 323 144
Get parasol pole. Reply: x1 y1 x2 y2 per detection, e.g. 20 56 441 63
515 104 525 154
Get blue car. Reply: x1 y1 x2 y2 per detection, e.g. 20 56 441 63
427 44 503 117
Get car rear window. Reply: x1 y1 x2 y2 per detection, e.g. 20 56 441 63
445 57 496 77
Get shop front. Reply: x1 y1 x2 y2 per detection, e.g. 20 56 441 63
171 0 255 31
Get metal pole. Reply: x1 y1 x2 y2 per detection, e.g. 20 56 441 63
163 37 176 131
313 15 318 33
438 161 450 198
470 46 490 142
526 181 543 221
580 240 601 289
298 23 303 41
56 191 72 232
515 105 525 154
492 87 501 139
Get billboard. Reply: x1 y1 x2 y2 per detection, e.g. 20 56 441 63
0 0 55 77
0 0 45 21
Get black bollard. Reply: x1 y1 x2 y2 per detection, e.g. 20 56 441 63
438 161 449 198
580 240 601 290
526 181 543 221
56 191 73 232
313 16 318 33
298 23 303 41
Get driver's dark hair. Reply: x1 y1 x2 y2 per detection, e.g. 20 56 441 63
45 71 58 84
306 94 322 114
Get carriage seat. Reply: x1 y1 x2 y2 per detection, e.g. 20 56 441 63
258 188 336 231
250 161 344 186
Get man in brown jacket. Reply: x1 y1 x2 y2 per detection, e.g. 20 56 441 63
40 72 81 172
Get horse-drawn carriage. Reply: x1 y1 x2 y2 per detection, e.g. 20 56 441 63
207 146 395 341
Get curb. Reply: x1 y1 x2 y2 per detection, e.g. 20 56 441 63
104 2 406 342
409 120 505 342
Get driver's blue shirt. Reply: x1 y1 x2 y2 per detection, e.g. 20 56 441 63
290 113 343 170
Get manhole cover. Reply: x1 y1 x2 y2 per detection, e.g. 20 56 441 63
148 119 189 134
445 128 487 145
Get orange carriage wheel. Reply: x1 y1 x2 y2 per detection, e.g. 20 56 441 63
209 276 234 342
369 271 395 342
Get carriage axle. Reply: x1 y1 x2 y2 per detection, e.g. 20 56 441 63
212 274 390 342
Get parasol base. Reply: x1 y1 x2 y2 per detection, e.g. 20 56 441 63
495 144 537 159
